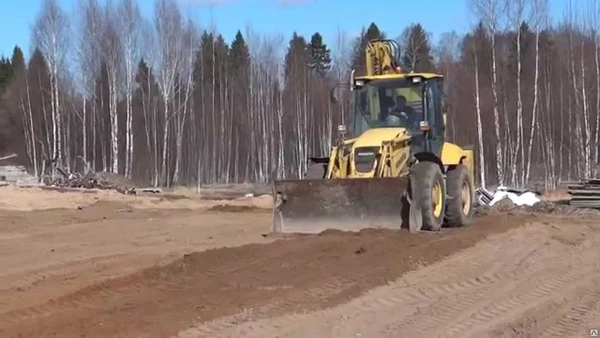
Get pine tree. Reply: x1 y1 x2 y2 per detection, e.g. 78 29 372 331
461 22 492 76
351 22 385 75
507 21 533 76
401 23 436 72
0 56 12 94
10 46 25 75
8 46 27 99
0 46 28 162
229 30 250 73
284 32 310 81
308 32 331 78
0 55 12 154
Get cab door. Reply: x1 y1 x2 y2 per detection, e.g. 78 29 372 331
423 79 444 156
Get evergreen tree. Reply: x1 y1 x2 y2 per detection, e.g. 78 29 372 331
308 32 331 78
135 58 159 102
460 21 492 76
351 22 385 76
0 56 12 94
229 30 250 73
284 32 310 82
401 23 436 72
0 46 28 161
10 46 25 75
8 46 27 100
507 21 533 76
228 30 251 118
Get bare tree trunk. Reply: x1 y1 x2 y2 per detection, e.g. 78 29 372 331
525 23 541 184
595 28 600 176
491 19 504 186
109 68 119 173
25 74 39 176
474 50 487 188
515 24 524 186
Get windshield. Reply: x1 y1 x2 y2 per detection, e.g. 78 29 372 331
349 78 424 137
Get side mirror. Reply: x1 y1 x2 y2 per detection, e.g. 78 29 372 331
330 83 351 104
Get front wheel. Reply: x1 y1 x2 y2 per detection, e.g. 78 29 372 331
409 161 445 232
444 164 474 227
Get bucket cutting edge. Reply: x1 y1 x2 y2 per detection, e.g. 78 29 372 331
272 177 410 234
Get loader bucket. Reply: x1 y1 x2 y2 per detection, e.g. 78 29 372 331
272 177 411 234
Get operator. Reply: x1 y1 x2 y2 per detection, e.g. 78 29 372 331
391 95 414 120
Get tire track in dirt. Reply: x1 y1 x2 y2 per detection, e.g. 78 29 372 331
538 285 600 338
180 221 546 338
384 224 599 338
376 247 549 337
183 217 600 338
442 268 596 337
492 277 600 338
0 211 531 338
187 239 525 337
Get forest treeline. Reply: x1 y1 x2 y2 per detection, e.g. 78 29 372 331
0 0 598 189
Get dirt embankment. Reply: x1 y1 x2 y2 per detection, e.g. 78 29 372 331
0 208 537 338
0 185 272 211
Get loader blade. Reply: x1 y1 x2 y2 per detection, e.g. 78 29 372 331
272 178 410 234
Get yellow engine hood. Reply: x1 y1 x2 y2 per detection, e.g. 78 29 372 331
351 127 410 148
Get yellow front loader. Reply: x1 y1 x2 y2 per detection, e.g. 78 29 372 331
272 39 476 234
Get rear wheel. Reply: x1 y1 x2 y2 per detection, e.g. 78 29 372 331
444 164 473 227
410 161 445 231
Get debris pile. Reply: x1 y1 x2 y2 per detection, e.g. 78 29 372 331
476 186 541 207
0 165 38 186
41 161 136 195
0 154 39 186
568 179 600 209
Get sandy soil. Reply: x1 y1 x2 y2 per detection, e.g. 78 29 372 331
193 214 600 338
0 185 273 211
1 187 599 338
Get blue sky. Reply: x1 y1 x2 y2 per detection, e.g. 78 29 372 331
0 0 567 60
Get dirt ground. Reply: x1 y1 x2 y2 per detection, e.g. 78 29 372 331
1 187 599 338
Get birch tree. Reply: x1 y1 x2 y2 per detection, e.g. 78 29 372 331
31 0 69 168
470 0 506 186
592 0 600 176
99 2 122 174
154 0 184 185
525 0 548 184
75 0 103 170
172 20 198 185
507 0 527 186
117 0 141 178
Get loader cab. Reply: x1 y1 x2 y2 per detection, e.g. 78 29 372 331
349 74 445 156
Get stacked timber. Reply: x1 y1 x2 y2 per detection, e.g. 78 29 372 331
0 165 38 185
568 179 600 209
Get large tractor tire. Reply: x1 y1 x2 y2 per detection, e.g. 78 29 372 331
304 162 327 179
410 161 445 232
444 164 474 227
